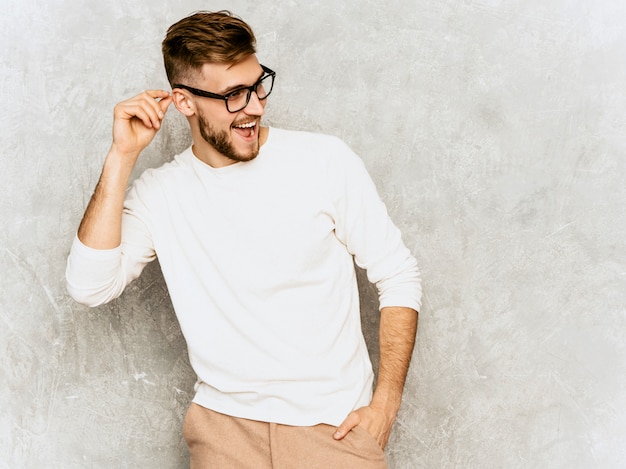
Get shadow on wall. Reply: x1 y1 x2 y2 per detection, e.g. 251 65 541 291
356 264 381 381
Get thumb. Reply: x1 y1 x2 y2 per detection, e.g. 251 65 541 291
158 95 173 114
333 411 361 441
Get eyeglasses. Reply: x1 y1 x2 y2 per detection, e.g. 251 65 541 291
173 65 276 113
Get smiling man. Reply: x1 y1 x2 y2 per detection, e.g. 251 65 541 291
172 56 272 166
66 11 421 469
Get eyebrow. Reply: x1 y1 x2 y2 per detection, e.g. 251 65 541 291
218 69 266 95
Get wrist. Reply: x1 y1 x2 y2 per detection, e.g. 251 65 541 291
370 388 402 418
102 145 138 183
108 142 141 165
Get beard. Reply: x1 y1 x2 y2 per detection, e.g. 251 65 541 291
197 111 260 163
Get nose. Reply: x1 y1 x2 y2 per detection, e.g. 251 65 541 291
243 90 265 116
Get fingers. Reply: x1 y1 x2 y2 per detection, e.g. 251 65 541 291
333 411 361 441
110 90 173 156
114 90 172 130
157 93 174 114
149 89 174 119
334 406 393 449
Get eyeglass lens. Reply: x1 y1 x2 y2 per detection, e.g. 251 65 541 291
226 74 274 112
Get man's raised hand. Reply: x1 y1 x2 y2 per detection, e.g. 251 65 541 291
111 90 173 157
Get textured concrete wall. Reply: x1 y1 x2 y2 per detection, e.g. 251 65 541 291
1 0 625 468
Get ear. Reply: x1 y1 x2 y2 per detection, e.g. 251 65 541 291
172 89 196 117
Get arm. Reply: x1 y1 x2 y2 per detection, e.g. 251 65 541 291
334 306 418 449
78 90 172 249
66 90 172 305
326 139 421 449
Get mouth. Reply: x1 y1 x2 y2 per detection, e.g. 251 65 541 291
232 120 257 139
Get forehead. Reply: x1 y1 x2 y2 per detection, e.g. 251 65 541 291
197 55 263 93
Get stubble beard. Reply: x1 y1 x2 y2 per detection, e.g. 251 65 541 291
198 111 260 163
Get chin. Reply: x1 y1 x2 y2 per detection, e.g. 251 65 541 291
232 140 260 162
226 144 259 163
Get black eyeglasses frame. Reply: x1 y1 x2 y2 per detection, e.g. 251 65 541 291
172 65 276 113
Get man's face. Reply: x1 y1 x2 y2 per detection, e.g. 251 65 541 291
191 55 267 166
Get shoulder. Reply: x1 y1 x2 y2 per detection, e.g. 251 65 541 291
266 127 361 170
133 148 193 185
127 147 194 203
269 127 349 152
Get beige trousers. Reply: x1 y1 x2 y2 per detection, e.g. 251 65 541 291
183 403 388 469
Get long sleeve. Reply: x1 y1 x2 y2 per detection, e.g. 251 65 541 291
66 195 156 307
65 130 421 427
329 139 422 312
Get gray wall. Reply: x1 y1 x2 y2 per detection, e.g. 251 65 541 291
1 0 625 468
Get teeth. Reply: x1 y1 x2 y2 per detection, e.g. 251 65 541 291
234 122 255 128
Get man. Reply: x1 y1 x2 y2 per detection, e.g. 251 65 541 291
66 10 421 469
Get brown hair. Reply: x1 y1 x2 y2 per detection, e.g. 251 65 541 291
162 11 256 85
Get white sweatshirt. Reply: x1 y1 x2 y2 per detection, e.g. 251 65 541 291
66 128 421 426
